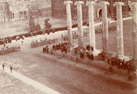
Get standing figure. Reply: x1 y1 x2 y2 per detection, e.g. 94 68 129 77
2 64 4 70
10 66 12 73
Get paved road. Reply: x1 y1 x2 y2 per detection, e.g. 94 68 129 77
0 66 61 94
0 17 136 94
0 46 136 94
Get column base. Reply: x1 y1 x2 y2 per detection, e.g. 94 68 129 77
93 49 101 57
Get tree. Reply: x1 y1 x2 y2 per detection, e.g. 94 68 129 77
44 19 52 34
44 19 51 30
35 24 41 32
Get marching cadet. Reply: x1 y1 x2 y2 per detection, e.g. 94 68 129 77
10 66 12 73
2 64 4 70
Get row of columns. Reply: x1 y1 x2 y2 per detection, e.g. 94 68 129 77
131 2 137 65
65 0 137 63
64 0 109 55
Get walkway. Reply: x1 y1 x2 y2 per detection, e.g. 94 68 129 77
0 66 61 94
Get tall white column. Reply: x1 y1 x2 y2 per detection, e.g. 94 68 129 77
64 0 73 50
114 2 125 59
27 5 30 20
131 2 137 65
86 1 95 49
100 1 109 57
75 1 84 48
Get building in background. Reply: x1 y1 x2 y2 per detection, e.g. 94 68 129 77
0 0 51 22
51 0 130 21
0 0 10 22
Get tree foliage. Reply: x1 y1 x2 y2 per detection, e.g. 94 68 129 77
44 19 51 30
35 24 41 32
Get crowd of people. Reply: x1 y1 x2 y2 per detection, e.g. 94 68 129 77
99 51 136 74
0 46 20 55
43 42 95 61
61 31 88 41
43 46 50 53
31 38 58 48
43 42 68 54
74 45 94 60
40 35 136 81
61 34 68 41
108 56 135 74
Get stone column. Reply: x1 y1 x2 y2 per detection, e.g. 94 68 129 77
64 0 73 50
75 1 84 48
131 2 137 65
86 1 95 49
114 2 125 59
100 1 109 56
27 5 30 20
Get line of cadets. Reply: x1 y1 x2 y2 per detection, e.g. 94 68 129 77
101 51 135 74
43 42 68 54
110 57 135 74
74 45 94 60
43 43 94 61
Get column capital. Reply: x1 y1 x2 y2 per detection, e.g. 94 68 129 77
113 2 125 7
75 1 84 6
86 1 95 6
99 1 110 6
64 0 72 5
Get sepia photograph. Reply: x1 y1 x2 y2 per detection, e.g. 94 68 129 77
0 0 137 94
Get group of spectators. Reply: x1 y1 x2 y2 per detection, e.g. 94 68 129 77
107 56 136 74
43 42 68 54
99 51 136 74
61 31 88 41
43 46 49 53
61 31 77 41
31 38 58 48
0 36 22 55
0 35 25 45
0 37 12 45
74 45 94 60
0 46 20 55
52 42 68 54
61 34 68 41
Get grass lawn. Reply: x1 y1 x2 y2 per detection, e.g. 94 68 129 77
82 19 133 58
0 18 133 57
